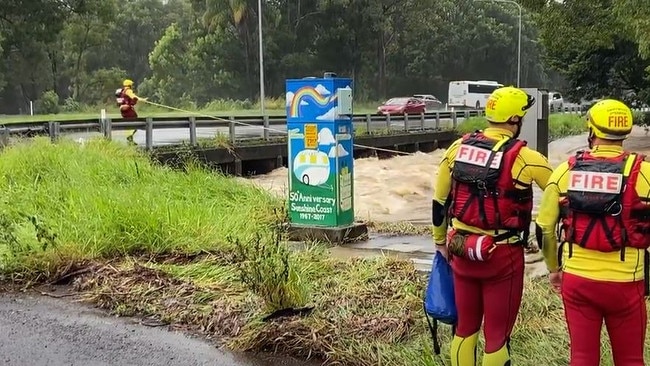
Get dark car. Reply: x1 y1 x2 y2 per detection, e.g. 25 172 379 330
377 97 426 115
413 94 444 112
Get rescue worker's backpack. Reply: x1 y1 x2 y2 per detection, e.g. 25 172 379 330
560 151 650 257
448 131 533 241
115 88 124 106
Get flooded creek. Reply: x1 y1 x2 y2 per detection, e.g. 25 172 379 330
251 127 650 277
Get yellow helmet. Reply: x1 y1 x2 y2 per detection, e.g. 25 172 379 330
586 99 633 140
123 79 134 88
484 86 535 123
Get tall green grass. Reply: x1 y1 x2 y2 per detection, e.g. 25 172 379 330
457 114 586 141
0 137 282 276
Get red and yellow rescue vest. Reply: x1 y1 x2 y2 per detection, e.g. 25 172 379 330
448 132 533 235
560 151 650 258
115 87 136 108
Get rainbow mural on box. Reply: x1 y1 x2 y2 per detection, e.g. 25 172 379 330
285 76 355 228
286 80 350 122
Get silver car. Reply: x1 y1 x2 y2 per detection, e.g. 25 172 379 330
413 94 444 112
549 91 564 112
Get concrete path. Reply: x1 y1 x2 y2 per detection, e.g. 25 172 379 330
0 291 313 366
328 233 547 278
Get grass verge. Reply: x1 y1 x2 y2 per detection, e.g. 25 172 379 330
71 253 582 366
0 137 282 279
457 113 586 141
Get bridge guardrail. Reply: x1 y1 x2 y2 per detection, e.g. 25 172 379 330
0 110 486 149
5 106 647 148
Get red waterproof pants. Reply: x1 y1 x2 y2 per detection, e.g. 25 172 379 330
451 245 524 353
561 272 646 366
120 106 138 119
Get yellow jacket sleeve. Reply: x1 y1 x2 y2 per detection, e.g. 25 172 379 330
517 146 553 191
432 138 462 244
124 88 138 100
535 161 569 272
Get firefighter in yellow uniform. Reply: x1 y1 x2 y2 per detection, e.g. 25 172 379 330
536 99 650 366
115 79 145 144
433 86 553 365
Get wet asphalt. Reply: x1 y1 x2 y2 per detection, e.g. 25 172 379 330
0 292 315 366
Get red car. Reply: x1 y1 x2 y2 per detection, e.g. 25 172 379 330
377 97 426 115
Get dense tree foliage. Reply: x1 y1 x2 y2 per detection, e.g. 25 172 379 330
521 0 650 105
1 0 648 114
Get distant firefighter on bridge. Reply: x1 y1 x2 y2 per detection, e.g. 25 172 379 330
115 79 144 144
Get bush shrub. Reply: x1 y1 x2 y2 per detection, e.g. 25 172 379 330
36 90 60 114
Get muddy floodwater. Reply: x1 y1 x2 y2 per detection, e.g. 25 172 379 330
250 127 650 277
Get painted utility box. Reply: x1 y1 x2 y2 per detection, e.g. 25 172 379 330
286 74 355 227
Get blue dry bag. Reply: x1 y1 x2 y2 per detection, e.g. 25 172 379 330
423 250 457 355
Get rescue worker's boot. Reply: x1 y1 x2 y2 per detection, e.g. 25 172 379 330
126 130 137 146
482 342 511 366
450 331 479 366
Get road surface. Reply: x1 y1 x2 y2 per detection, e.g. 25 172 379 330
0 291 314 366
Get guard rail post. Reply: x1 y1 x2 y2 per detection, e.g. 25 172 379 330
229 116 236 143
365 114 371 134
103 118 112 140
263 115 270 140
419 112 425 130
386 113 391 130
189 116 197 146
452 111 458 129
435 111 440 129
0 127 9 148
145 117 154 150
48 121 54 142
99 116 105 135
48 121 61 142
404 113 409 132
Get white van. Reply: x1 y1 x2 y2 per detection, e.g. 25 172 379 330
448 80 504 109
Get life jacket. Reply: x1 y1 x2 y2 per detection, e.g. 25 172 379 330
448 131 533 241
115 87 136 107
559 151 650 260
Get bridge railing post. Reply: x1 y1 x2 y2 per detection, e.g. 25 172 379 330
0 127 9 148
103 118 112 140
48 121 60 142
263 115 270 140
145 117 154 150
189 116 197 146
229 116 236 144
365 114 371 134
